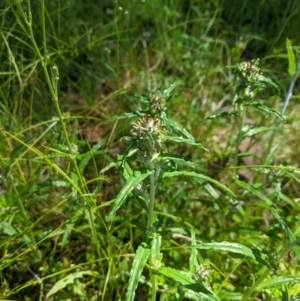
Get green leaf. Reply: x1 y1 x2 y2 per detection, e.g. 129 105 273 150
46 271 96 298
99 161 117 173
158 267 220 301
191 242 255 259
158 153 200 170
282 284 289 301
252 248 276 269
166 135 208 151
245 101 285 120
286 38 296 76
9 132 39 162
78 141 105 172
165 118 196 140
182 284 221 301
163 80 182 99
157 266 196 285
26 180 70 196
108 170 154 222
126 243 150 301
219 291 243 300
110 111 144 121
117 155 134 180
203 111 237 122
189 230 200 274
0 221 18 236
242 126 275 139
162 171 235 196
257 275 300 290
151 235 163 266
258 74 280 93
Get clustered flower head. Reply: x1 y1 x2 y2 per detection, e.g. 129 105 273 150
236 59 261 85
132 114 168 163
133 114 166 141
233 59 265 101
149 94 166 113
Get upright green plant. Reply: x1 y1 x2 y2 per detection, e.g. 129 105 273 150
227 60 300 300
108 86 177 301
108 83 263 300
229 59 282 174
128 101 168 301
108 63 300 300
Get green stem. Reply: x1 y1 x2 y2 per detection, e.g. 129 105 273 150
14 0 101 259
231 103 246 216
147 161 160 301
150 269 157 301
232 105 246 179
147 170 156 231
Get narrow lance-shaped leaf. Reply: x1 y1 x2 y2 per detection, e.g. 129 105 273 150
286 38 296 76
157 266 198 285
110 111 144 121
165 117 196 140
242 126 275 139
117 154 134 180
258 74 280 93
163 80 182 99
191 242 255 259
126 243 150 301
162 171 235 197
46 271 96 298
245 101 284 120
157 266 220 301
257 275 300 290
166 135 208 151
108 170 154 222
189 230 199 274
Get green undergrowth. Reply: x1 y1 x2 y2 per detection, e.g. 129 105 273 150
1 0 300 300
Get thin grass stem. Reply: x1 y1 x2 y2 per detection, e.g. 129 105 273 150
13 0 101 259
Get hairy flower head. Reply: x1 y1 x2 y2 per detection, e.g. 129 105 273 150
133 114 167 142
149 94 166 113
237 60 261 84
132 114 168 163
